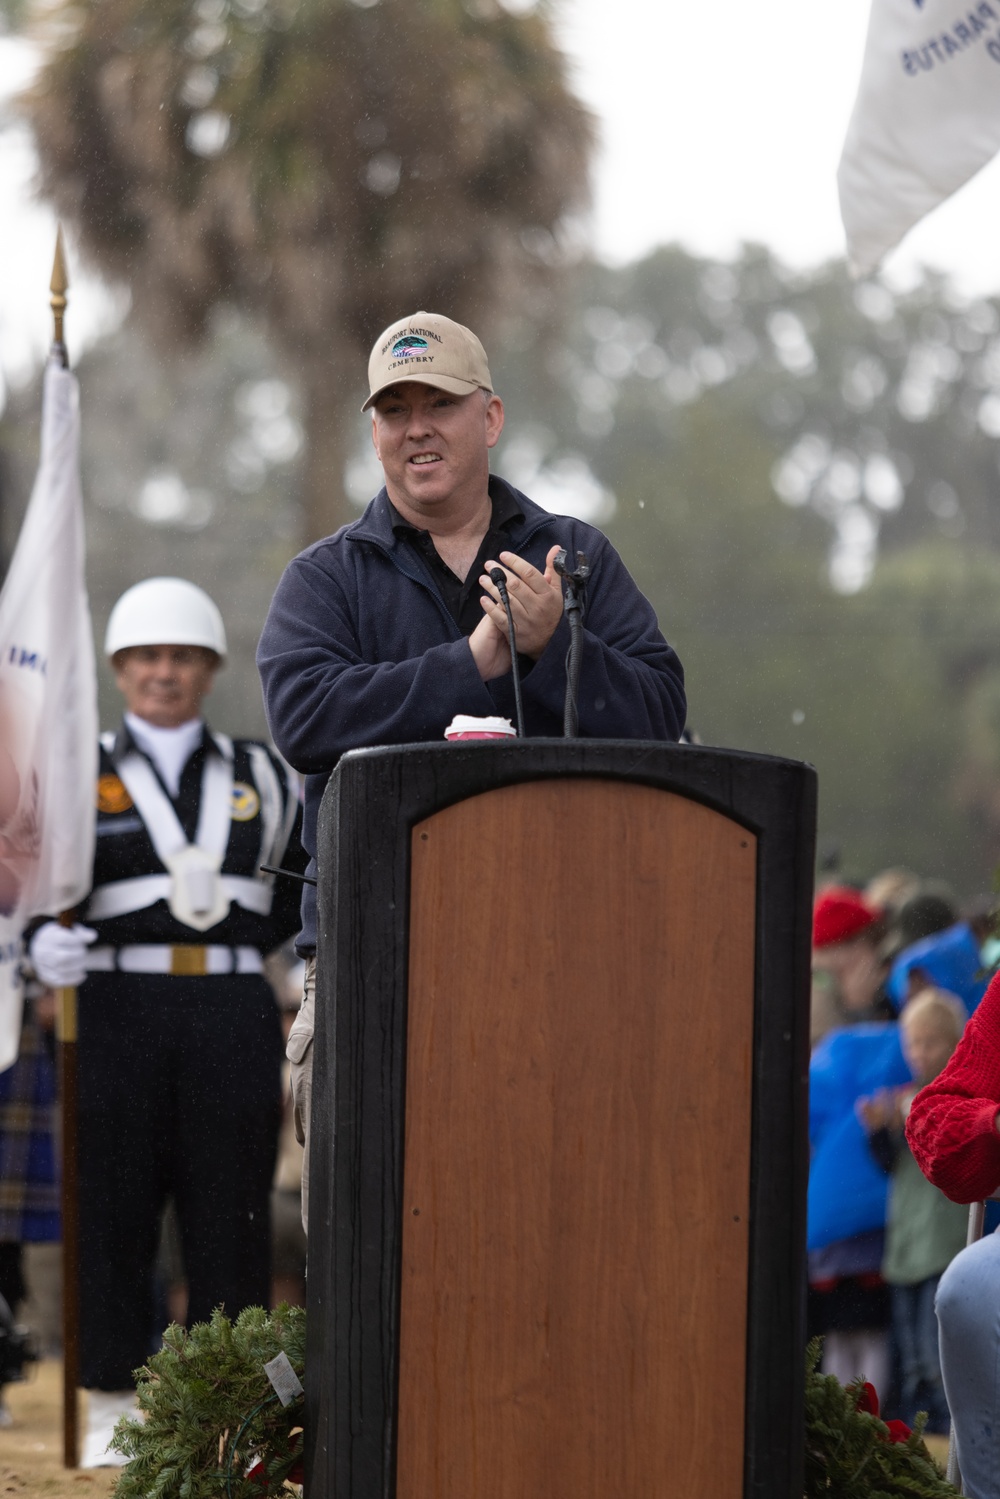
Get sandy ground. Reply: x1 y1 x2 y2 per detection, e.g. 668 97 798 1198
0 1363 117 1499
924 1431 951 1472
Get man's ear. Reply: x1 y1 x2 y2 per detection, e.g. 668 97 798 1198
370 414 381 461
485 395 505 450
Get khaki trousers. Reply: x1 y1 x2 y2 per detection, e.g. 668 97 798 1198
285 955 315 1233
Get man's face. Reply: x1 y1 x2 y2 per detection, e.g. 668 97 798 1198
371 383 504 517
113 644 219 728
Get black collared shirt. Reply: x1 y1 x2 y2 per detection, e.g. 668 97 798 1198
389 487 525 636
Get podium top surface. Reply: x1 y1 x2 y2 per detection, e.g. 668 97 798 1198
323 738 816 839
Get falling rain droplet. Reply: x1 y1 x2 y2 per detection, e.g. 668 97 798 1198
638 500 645 509
792 710 805 725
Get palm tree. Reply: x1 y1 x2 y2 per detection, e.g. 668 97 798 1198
22 0 593 538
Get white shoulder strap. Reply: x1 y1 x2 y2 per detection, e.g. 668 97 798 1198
113 747 234 868
246 746 298 861
275 759 300 867
87 871 274 922
195 740 234 863
247 744 282 879
113 755 189 866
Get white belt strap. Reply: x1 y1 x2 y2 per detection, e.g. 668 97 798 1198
223 875 273 914
86 944 263 975
87 873 273 922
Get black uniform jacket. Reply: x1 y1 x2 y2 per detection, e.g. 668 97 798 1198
81 721 305 953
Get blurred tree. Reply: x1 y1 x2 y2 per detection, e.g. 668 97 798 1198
21 0 591 538
0 307 303 735
489 246 1000 892
0 0 28 31
493 243 1000 584
6 235 1000 891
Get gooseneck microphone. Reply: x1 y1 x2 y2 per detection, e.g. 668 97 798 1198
489 566 525 738
553 549 590 738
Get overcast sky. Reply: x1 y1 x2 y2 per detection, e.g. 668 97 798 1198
556 0 1000 283
2 0 1000 400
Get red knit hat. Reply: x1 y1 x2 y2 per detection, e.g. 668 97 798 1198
813 886 879 949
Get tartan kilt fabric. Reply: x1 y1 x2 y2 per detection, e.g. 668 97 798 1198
0 1009 59 1242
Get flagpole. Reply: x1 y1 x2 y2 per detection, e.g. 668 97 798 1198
56 937 80 1470
50 226 81 1470
50 228 68 371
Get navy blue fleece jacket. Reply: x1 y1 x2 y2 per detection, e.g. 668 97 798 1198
257 478 686 950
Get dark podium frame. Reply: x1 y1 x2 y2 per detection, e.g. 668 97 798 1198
307 740 816 1499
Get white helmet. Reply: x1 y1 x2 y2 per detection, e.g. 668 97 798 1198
104 578 227 659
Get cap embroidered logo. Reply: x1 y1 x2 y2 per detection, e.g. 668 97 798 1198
392 335 429 359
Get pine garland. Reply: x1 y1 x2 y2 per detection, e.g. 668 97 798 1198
109 1304 305 1499
804 1340 959 1498
105 1313 962 1498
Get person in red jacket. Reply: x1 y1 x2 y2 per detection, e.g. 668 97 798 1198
905 968 1000 1498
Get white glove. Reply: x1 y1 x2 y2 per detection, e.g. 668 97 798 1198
29 922 99 987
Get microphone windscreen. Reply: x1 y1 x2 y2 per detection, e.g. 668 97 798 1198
488 567 507 587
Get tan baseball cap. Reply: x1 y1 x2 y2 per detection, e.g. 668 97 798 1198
363 311 493 411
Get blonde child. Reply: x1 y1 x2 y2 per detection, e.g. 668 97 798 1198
858 988 969 1431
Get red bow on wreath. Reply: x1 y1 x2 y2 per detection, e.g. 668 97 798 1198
246 1456 305 1489
854 1381 913 1444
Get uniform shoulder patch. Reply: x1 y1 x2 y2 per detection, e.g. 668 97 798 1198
96 773 133 815
230 782 260 821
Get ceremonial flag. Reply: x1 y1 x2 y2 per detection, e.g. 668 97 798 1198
838 0 1000 273
0 358 97 1069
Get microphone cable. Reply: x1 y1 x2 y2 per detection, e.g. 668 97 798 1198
260 864 318 887
488 567 525 738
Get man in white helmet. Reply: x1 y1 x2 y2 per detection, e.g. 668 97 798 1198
25 578 303 1467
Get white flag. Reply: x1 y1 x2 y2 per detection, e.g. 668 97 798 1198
0 359 98 1069
838 0 1000 273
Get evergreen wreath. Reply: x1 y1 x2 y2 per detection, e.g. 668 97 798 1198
804 1340 959 1498
109 1304 305 1499
105 1313 962 1498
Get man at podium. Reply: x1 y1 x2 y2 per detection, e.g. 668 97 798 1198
257 310 686 1219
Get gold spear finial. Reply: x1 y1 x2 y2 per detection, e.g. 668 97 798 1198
50 226 68 367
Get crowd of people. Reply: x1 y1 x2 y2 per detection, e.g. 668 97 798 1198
21 304 1000 1488
809 870 1000 1462
5 283 1000 1486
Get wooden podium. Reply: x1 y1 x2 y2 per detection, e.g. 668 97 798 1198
306 741 816 1499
